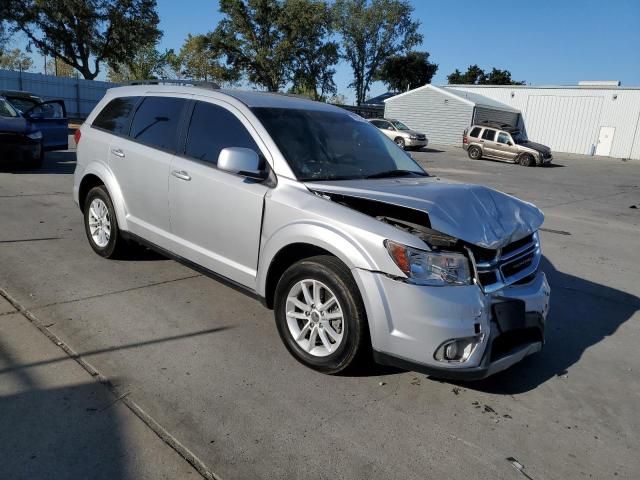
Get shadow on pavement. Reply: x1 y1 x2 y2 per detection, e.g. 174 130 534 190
459 257 639 394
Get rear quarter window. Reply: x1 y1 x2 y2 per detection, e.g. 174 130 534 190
469 127 482 138
92 96 140 135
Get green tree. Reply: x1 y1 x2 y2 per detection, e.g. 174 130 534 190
211 0 291 92
333 0 422 105
45 57 76 77
376 51 437 92
0 48 33 71
106 44 170 83
173 34 240 84
1 0 161 79
281 0 338 100
448 65 524 85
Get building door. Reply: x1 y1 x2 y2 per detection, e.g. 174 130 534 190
595 126 615 156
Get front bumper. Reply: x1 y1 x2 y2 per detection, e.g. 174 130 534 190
405 138 428 148
0 140 41 163
353 268 550 380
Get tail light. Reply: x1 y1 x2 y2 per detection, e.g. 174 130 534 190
74 128 81 145
462 129 468 144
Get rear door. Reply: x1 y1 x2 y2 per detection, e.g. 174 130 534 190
480 128 499 158
168 99 270 288
23 100 69 151
109 95 190 248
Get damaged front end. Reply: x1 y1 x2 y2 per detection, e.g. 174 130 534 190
308 180 550 379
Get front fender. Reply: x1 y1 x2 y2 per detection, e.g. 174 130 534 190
79 162 129 231
256 220 378 297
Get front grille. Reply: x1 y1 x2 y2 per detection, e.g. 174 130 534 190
490 327 542 361
470 232 541 293
416 134 426 141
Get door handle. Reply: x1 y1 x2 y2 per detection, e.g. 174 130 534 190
110 148 125 158
171 170 191 181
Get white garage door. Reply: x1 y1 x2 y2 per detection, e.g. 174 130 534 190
523 96 604 155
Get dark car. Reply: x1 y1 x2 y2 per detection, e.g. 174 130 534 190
1 90 69 152
0 96 44 168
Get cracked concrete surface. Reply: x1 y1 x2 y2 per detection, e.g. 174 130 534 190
1 148 639 479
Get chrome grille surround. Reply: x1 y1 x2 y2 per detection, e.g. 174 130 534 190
468 231 541 294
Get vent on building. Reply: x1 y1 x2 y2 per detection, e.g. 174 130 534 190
578 80 621 87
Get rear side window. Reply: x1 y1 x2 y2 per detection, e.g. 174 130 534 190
93 96 140 135
184 102 259 165
469 127 482 138
130 97 187 152
481 128 496 141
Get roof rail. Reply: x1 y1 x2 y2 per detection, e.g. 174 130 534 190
124 79 221 90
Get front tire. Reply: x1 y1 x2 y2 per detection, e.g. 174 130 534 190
467 145 482 160
519 154 534 167
394 137 406 149
83 185 128 258
274 255 368 374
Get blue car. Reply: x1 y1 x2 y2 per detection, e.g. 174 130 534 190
0 91 68 168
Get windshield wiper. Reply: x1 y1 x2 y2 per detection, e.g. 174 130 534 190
366 169 428 179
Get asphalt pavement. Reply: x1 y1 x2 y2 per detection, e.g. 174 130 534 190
1 146 639 479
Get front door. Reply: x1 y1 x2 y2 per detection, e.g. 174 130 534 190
595 126 615 156
168 100 270 288
494 131 518 161
23 99 68 151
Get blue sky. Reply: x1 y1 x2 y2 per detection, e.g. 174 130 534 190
11 0 640 103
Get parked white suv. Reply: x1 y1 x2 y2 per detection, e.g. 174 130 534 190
73 83 550 379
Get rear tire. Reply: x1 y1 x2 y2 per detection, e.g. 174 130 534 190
468 145 482 160
519 154 534 167
83 185 129 258
274 255 369 374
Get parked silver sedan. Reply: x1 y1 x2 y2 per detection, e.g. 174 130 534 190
368 118 428 150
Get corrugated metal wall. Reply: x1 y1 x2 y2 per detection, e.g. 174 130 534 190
0 69 116 117
473 107 520 127
446 85 640 159
384 86 474 146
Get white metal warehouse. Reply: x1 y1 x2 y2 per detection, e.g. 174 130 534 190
384 83 640 160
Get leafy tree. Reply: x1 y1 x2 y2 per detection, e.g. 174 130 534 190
173 34 240 85
281 0 339 100
211 0 292 92
45 57 76 77
1 0 161 80
484 67 525 85
106 44 170 83
333 0 422 105
327 93 348 105
376 51 437 92
447 65 524 85
0 48 33 71
447 64 486 84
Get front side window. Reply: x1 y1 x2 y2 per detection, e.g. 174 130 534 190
93 96 140 135
184 102 259 165
469 127 482 138
391 120 410 131
0 98 18 118
497 132 511 144
130 97 186 152
252 107 427 182
481 128 496 141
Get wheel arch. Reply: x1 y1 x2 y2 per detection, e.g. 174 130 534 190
78 164 129 231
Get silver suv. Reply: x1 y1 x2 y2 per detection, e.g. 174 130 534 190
73 83 550 379
368 118 428 150
463 122 553 166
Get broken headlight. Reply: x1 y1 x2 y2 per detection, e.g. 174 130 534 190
385 240 472 286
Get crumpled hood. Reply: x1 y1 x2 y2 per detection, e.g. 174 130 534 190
0 116 30 134
520 141 551 154
307 177 544 249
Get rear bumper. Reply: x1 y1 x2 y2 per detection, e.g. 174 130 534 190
353 268 550 381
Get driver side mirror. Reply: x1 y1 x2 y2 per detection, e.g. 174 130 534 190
218 147 264 178
507 141 513 146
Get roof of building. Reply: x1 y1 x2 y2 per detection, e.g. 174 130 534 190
445 83 640 91
384 84 520 113
363 92 398 106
